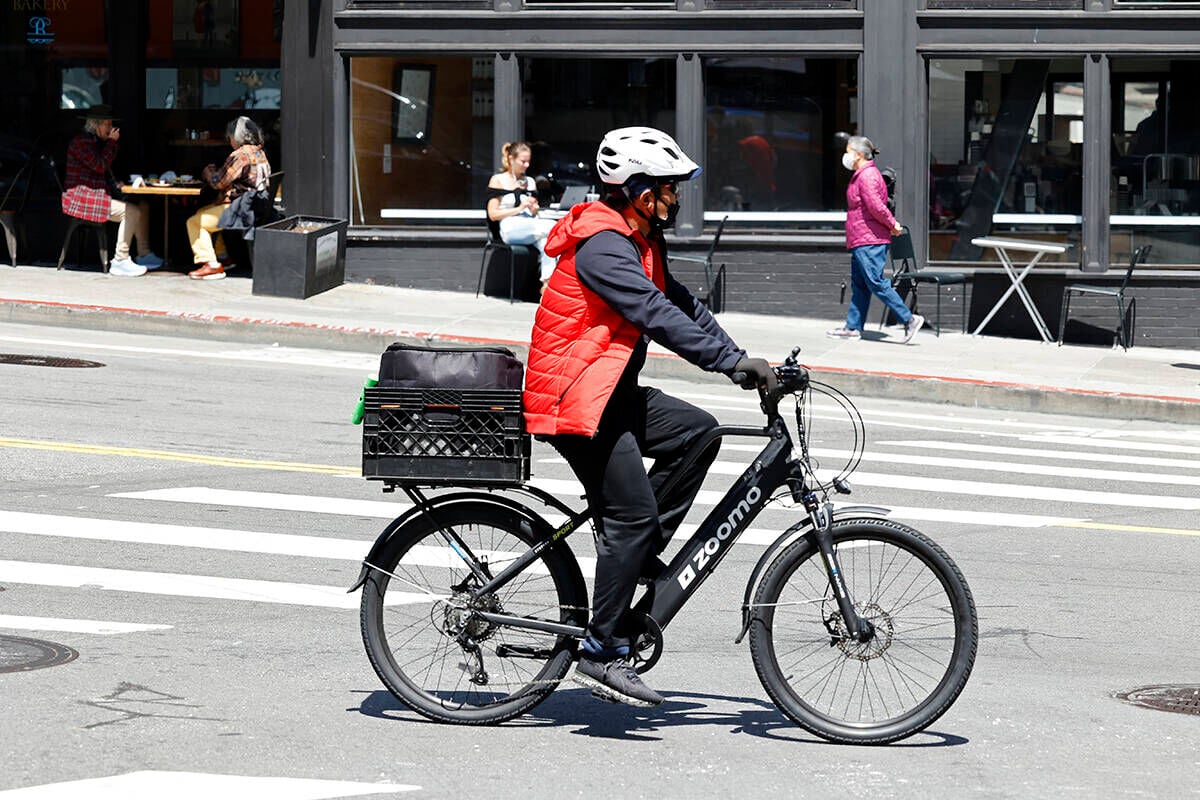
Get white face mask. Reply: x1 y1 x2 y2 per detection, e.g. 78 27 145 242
842 152 857 172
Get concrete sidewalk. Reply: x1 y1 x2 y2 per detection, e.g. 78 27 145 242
2 265 1198 422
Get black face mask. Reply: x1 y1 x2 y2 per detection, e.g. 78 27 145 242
649 186 680 231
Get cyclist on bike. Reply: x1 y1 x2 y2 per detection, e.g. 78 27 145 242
523 126 777 707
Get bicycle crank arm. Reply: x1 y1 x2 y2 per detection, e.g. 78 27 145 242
495 643 558 660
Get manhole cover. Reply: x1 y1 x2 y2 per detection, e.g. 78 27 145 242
1116 685 1200 716
0 354 104 368
0 634 79 673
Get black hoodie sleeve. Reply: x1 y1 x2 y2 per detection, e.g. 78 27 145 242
574 230 745 374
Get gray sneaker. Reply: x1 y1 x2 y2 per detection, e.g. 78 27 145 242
573 656 664 707
902 314 925 344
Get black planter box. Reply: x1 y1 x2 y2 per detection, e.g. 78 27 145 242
252 215 347 299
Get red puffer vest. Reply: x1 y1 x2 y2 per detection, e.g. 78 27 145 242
523 201 664 437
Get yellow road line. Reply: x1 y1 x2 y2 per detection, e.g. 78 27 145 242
1054 520 1200 537
0 437 357 475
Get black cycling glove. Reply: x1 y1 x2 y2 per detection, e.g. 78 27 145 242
731 357 779 395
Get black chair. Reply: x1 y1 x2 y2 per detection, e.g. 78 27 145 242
1057 244 1150 351
881 227 967 336
0 211 15 267
56 216 109 272
219 171 286 269
669 215 728 312
266 170 285 217
476 217 538 304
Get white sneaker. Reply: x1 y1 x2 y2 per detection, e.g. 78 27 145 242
134 252 164 270
826 327 861 340
109 258 147 277
902 314 925 344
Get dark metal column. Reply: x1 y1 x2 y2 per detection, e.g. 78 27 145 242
862 0 924 258
493 53 522 170
676 53 703 239
282 0 337 217
1081 53 1111 273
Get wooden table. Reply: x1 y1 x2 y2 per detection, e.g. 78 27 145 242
120 182 203 267
971 236 1071 343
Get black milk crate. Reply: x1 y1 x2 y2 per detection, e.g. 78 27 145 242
362 386 530 486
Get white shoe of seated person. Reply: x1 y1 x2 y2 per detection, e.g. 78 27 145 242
109 258 147 277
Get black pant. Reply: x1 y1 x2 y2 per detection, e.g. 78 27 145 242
548 384 719 651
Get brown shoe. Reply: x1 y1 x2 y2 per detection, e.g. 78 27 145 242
189 262 226 281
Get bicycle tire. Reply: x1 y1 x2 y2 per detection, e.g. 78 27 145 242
749 517 977 744
360 502 589 724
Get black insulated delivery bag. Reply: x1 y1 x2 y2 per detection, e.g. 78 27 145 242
361 344 531 486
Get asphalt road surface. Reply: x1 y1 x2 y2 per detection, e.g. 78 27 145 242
1 323 1198 799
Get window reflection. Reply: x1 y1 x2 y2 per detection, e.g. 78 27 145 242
523 57 676 199
928 58 1082 263
703 57 855 221
1111 59 1200 265
349 56 491 225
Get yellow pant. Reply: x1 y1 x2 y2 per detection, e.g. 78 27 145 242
187 201 229 265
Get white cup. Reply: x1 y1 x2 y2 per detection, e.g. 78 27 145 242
129 174 144 188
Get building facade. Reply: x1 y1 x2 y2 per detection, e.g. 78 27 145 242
3 2 1198 346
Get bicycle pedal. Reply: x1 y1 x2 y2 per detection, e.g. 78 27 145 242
590 689 621 705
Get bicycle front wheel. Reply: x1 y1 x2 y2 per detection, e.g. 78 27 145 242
749 517 977 744
360 502 589 724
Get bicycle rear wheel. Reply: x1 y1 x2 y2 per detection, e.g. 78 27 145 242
360 502 588 724
749 517 977 744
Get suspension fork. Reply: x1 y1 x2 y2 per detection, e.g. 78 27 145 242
803 491 874 643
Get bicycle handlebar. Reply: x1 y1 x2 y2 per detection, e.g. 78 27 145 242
731 346 810 418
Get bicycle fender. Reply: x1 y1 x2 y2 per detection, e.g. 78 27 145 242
733 505 891 644
347 491 553 592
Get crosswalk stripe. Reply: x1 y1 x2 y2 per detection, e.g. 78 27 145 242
111 487 405 518
115 484 1086 533
0 615 172 635
0 560 429 609
0 771 417 798
1 509 594 575
877 440 1200 471
1019 435 1200 456
810 470 1200 510
0 510 369 560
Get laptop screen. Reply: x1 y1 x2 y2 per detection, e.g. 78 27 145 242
558 185 589 210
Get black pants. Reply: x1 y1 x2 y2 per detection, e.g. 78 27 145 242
548 384 719 651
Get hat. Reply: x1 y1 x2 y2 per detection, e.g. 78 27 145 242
79 104 118 121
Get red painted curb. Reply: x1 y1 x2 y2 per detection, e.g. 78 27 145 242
4 296 1196 407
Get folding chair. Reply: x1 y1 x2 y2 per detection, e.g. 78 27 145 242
1057 245 1151 351
669 215 728 312
881 227 968 336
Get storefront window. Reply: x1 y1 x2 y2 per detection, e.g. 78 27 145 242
1111 59 1200 266
522 57 676 200
703 56 856 229
349 56 492 226
928 58 1083 263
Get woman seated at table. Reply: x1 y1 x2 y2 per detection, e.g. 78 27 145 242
487 141 557 294
61 105 163 277
186 116 271 281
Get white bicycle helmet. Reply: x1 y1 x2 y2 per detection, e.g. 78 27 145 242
595 126 701 187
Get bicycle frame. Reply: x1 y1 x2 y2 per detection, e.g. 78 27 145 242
361 379 878 647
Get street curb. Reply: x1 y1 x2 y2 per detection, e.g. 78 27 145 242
3 297 1198 423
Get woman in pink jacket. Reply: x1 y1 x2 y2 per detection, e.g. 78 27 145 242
826 136 924 343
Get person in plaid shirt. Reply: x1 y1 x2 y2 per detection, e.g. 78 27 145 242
186 116 271 281
61 105 163 276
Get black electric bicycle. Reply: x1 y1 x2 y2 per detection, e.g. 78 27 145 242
351 348 978 744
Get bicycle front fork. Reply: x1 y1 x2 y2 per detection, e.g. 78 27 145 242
804 493 876 644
